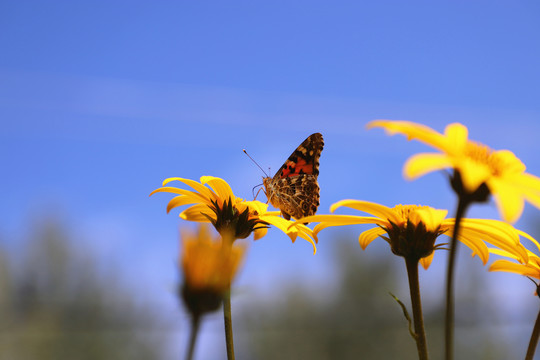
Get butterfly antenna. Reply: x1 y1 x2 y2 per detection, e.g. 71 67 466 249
243 149 269 177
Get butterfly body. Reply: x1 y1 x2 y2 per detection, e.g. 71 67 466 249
263 133 324 221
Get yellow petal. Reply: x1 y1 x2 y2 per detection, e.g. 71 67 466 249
295 228 318 254
458 232 490 264
358 227 386 250
306 215 387 234
494 150 526 174
180 205 215 222
461 219 518 241
521 189 540 214
253 227 268 240
201 176 236 202
517 172 540 192
403 153 453 180
458 158 491 193
488 247 522 262
260 215 292 235
460 220 528 263
330 200 400 224
166 195 200 213
411 207 448 233
261 215 317 253
489 179 524 223
162 177 217 202
150 186 197 196
151 186 213 211
443 123 469 154
244 200 269 215
420 252 435 270
367 120 448 149
517 230 540 252
489 260 540 279
294 223 319 244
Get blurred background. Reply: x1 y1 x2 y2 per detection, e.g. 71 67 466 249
1 1 540 359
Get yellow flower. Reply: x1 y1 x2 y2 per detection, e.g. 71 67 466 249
489 230 540 282
150 176 317 253
293 200 528 269
367 120 540 223
244 200 318 253
180 224 245 315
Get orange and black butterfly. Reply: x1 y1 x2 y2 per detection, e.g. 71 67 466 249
262 133 324 221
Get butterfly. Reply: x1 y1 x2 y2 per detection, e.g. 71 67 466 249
262 133 324 221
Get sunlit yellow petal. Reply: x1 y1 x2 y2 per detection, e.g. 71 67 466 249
443 123 469 154
460 220 527 262
163 177 217 202
517 230 540 252
243 200 269 215
367 120 448 149
457 158 491 192
260 215 297 241
180 205 215 222
522 190 540 214
516 172 540 191
166 195 200 213
369 120 540 224
489 179 525 223
358 227 386 250
488 248 522 262
201 176 236 202
305 215 388 234
412 208 448 232
495 150 526 173
461 219 519 244
489 260 540 278
458 232 489 264
260 215 317 253
150 186 197 197
295 226 318 254
330 200 399 224
403 153 453 180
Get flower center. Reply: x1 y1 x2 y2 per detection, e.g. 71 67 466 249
393 205 426 223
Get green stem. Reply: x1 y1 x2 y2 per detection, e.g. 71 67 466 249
185 315 201 360
525 306 540 360
224 289 235 360
445 196 469 360
405 256 429 360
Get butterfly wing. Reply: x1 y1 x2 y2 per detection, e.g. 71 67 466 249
269 174 320 220
264 133 324 220
273 132 323 179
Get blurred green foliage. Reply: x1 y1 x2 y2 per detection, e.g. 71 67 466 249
0 221 164 360
238 238 510 360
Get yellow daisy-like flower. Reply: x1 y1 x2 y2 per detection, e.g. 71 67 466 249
367 120 540 223
293 200 528 269
180 224 245 316
489 230 540 282
150 176 317 253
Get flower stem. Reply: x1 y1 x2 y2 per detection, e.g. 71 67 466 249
224 289 235 360
525 305 540 360
405 256 429 360
185 315 201 360
445 196 469 360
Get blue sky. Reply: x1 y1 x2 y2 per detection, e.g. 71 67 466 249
2 1 540 358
